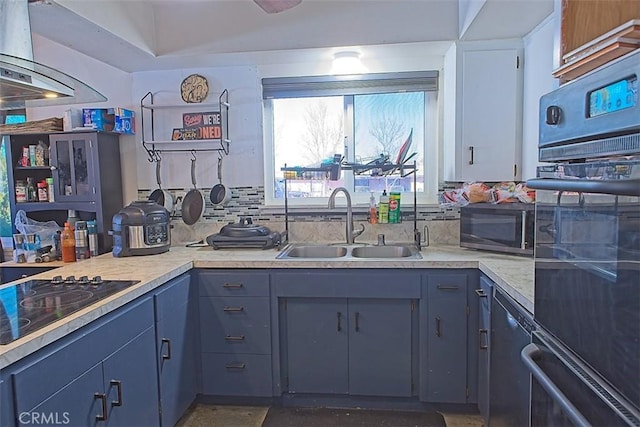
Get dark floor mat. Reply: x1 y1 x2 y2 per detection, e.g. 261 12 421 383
261 406 447 427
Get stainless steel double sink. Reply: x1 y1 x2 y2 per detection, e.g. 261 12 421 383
276 243 422 259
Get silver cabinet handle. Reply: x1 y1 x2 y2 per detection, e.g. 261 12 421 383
224 335 245 341
110 380 123 407
94 393 107 421
161 338 172 360
468 146 474 165
475 288 488 297
521 343 590 427
437 285 459 291
223 306 244 312
225 363 246 369
223 283 244 289
435 316 442 337
479 329 488 350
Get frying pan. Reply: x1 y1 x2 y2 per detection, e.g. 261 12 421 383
181 156 205 225
210 156 232 206
148 159 174 213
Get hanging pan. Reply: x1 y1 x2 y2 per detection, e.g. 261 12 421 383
210 155 232 206
181 154 206 225
148 158 174 213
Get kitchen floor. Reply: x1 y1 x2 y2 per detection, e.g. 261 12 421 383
176 404 484 427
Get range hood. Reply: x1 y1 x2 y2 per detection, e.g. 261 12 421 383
0 0 106 111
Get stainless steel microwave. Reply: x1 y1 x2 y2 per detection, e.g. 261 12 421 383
460 203 534 256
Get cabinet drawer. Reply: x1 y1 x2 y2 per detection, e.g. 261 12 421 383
201 353 272 397
199 297 271 354
198 271 269 297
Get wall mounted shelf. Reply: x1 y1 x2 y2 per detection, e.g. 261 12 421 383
140 89 230 162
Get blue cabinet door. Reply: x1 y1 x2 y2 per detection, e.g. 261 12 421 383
284 298 349 394
348 299 414 397
26 363 104 427
103 327 160 427
155 274 197 427
477 275 493 423
425 273 469 403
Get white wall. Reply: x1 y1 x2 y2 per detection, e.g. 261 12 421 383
521 15 558 180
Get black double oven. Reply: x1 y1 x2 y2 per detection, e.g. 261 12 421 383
526 50 640 426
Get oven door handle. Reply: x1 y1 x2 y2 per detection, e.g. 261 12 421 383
526 178 640 197
521 343 591 427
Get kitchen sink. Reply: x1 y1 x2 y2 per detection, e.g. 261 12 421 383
350 245 418 258
276 243 421 260
280 245 348 258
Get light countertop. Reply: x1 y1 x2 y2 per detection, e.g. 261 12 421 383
0 244 533 369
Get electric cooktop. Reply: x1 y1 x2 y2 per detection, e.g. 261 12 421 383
0 276 140 345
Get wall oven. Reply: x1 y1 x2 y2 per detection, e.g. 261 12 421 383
525 50 640 426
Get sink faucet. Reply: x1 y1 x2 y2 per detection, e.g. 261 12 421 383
328 187 365 244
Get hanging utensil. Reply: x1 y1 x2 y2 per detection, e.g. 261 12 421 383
148 158 174 213
181 153 205 225
210 154 232 206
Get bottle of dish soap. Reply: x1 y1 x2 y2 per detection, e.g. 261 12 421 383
369 192 378 224
378 190 389 224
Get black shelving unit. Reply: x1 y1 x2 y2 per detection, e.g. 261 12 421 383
280 160 421 247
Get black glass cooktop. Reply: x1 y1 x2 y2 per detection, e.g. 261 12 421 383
0 276 140 345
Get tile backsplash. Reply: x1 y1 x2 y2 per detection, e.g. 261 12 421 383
138 186 460 245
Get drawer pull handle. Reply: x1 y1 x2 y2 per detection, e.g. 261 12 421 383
223 306 245 312
110 380 123 407
161 338 172 360
475 289 487 298
225 363 246 369
94 393 108 421
436 316 442 337
437 285 459 291
355 312 360 332
337 312 342 332
225 335 245 341
223 283 244 289
479 329 489 350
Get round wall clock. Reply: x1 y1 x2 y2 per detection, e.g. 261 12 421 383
180 74 209 103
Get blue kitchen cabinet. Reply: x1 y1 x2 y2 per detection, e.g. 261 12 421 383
6 297 158 426
477 274 493 424
102 327 160 426
275 270 420 397
154 272 198 427
197 270 272 397
284 298 349 394
421 272 470 403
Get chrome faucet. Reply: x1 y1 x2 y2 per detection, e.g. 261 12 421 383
328 187 365 244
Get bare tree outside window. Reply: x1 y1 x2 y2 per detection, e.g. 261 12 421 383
300 99 344 165
368 114 407 160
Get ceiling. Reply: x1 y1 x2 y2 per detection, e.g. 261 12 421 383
26 0 554 72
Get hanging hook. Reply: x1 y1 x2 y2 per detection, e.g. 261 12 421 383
191 150 197 161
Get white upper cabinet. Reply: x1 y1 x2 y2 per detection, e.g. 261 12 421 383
443 40 524 182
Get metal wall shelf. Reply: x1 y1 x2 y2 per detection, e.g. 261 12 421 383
140 89 230 162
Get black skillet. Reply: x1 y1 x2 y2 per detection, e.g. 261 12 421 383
181 157 205 225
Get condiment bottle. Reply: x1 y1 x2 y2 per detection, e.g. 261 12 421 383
369 192 378 224
87 220 98 257
74 221 89 260
61 222 76 262
37 181 48 202
378 190 389 224
46 177 55 202
15 180 27 203
26 177 37 202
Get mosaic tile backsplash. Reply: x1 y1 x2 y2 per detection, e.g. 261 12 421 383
138 186 460 245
